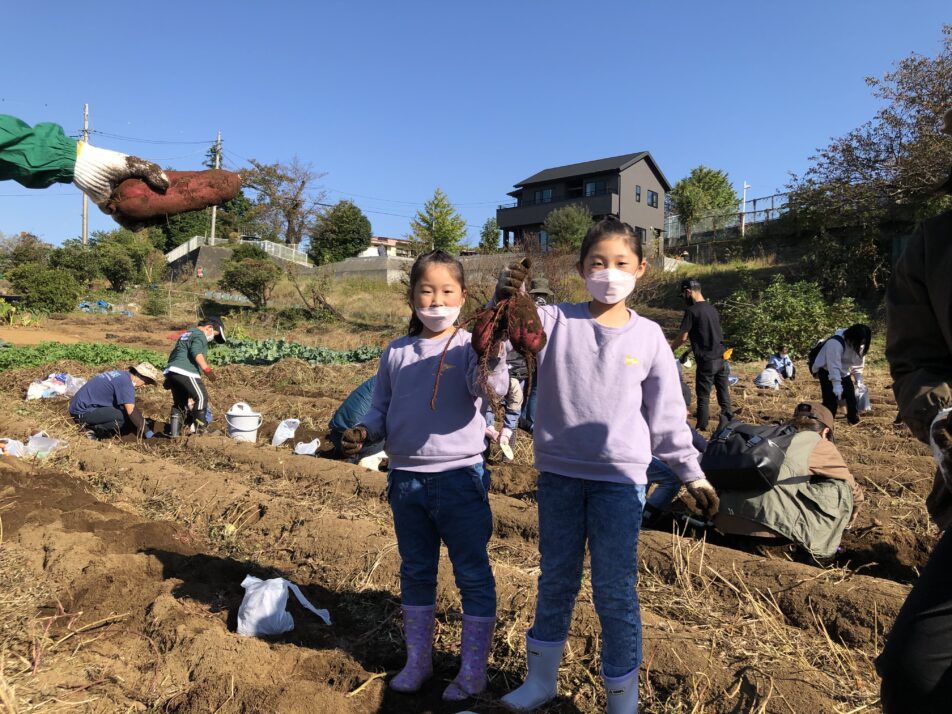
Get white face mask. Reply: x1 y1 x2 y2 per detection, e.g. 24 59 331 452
585 269 636 305
415 305 461 332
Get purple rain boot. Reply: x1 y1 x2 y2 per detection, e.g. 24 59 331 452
390 604 436 693
443 614 496 701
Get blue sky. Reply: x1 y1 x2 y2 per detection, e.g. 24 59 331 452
2 1 949 246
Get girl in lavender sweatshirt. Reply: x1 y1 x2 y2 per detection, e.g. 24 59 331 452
339 250 508 702
500 219 720 714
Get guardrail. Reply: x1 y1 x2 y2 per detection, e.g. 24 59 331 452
164 236 311 266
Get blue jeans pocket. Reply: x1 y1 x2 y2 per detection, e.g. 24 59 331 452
470 467 490 503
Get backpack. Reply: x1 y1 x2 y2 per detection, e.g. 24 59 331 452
700 421 797 492
807 334 844 374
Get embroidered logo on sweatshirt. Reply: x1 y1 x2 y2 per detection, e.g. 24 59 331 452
624 355 640 366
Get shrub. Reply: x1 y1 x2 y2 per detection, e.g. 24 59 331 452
143 288 167 317
543 203 594 252
49 240 100 286
229 242 269 263
95 242 137 291
218 258 282 309
7 264 82 313
801 229 890 299
720 274 864 361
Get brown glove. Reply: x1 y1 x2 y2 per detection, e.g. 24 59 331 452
685 478 720 520
341 426 368 456
495 258 531 300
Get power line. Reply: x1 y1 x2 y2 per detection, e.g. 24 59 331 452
88 129 215 145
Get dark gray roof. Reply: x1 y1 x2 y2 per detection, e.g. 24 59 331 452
514 151 671 192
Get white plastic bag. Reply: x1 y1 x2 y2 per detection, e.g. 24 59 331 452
64 375 86 398
25 432 66 459
237 575 331 637
856 383 872 413
293 438 320 456
358 450 388 472
0 439 25 457
271 419 301 447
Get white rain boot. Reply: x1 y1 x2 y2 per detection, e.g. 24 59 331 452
603 668 639 714
501 634 565 711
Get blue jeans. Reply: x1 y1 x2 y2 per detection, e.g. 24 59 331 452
388 464 496 617
646 457 682 513
531 471 646 677
520 377 538 433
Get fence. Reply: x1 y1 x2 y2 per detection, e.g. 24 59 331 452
164 235 311 266
664 192 789 246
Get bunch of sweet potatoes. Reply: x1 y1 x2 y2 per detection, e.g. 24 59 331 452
106 169 241 226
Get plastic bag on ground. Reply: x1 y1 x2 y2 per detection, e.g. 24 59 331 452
856 383 872 413
293 438 320 456
271 419 301 447
25 432 66 459
26 373 71 400
358 450 388 472
64 375 86 398
0 439 25 457
237 575 331 637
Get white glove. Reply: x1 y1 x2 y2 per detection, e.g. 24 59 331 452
832 383 844 399
685 478 719 520
72 141 169 208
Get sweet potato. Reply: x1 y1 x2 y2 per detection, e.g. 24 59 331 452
507 292 546 355
106 169 241 221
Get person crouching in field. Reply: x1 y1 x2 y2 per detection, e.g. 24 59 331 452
326 375 386 461
164 316 225 434
713 402 863 559
69 362 161 439
497 219 719 714
337 250 508 702
809 324 871 425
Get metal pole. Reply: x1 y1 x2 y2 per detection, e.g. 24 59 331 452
740 181 751 238
209 130 221 243
82 104 89 245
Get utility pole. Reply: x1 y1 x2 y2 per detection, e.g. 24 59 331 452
81 104 89 246
209 130 222 243
740 181 751 238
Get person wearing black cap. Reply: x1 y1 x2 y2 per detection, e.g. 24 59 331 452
164 316 226 433
671 278 733 431
876 108 952 713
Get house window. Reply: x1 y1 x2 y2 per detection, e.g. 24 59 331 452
635 185 641 203
584 180 606 197
635 227 646 242
647 190 659 208
533 188 553 204
538 230 550 252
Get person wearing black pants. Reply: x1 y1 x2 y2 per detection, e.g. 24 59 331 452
671 278 733 431
164 317 226 432
69 363 161 439
165 371 211 428
879 113 952 713
816 367 858 425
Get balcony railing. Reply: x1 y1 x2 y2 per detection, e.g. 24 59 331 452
498 186 615 210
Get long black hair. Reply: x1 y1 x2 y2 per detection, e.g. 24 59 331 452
843 323 872 357
406 250 467 337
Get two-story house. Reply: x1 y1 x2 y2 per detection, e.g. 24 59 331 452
496 152 670 251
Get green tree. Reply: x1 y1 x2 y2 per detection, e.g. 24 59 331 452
308 200 372 265
409 188 467 253
669 166 739 242
218 258 282 309
478 217 500 253
96 242 137 291
7 264 81 313
49 239 100 287
543 204 593 251
229 242 269 262
788 25 952 228
0 232 52 275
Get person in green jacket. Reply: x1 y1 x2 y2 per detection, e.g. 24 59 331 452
0 114 168 227
164 317 226 433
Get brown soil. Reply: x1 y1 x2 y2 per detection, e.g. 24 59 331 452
0 353 932 713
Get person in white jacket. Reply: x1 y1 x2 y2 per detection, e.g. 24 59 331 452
810 324 871 425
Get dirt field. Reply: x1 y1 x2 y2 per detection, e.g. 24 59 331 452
0 324 933 713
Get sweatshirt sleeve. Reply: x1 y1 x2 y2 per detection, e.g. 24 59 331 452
885 222 952 443
361 347 393 442
642 323 704 483
0 115 78 188
825 338 846 384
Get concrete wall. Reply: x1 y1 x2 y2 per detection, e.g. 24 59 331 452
319 256 414 285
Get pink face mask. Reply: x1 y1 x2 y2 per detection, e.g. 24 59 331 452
415 305 461 332
585 269 636 305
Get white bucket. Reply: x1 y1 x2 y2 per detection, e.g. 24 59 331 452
225 402 263 443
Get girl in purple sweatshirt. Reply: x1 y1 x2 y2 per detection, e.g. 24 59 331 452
339 250 508 702
500 219 720 714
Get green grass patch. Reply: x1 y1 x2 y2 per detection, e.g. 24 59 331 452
0 342 166 371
